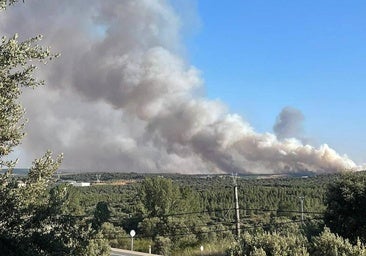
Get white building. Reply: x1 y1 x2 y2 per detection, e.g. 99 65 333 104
72 182 90 187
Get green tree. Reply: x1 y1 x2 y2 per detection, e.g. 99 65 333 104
0 34 55 169
100 222 129 249
83 232 111 256
324 173 366 243
139 176 201 217
93 201 111 229
0 153 110 255
154 236 172 255
140 177 182 217
311 228 366 256
238 230 309 256
64 185 85 215
0 2 109 255
139 177 208 252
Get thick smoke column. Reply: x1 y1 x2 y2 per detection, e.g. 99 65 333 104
1 0 357 173
274 107 305 140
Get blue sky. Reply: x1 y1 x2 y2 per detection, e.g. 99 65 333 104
182 1 366 164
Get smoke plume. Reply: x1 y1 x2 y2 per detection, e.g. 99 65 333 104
1 0 357 173
274 107 304 140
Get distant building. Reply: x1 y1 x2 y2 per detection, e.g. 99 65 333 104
56 180 90 187
72 182 90 187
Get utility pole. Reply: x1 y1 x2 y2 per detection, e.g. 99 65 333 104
299 196 304 224
233 173 241 238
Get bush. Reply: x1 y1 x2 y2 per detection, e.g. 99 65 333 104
311 228 366 256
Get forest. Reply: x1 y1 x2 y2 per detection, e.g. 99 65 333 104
54 171 366 255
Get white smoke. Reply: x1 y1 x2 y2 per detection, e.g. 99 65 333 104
1 0 357 173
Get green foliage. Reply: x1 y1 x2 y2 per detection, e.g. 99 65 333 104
100 222 129 249
138 217 161 238
0 33 56 168
0 152 111 255
56 171 363 255
228 226 366 256
0 2 109 255
140 176 200 217
64 185 85 215
154 236 172 255
240 230 309 256
138 177 216 252
93 201 111 229
63 173 334 254
0 152 60 254
311 227 366 256
83 232 111 256
133 238 154 253
0 0 20 11
324 173 366 243
250 247 267 256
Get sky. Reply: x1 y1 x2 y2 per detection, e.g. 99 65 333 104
2 0 365 173
185 1 366 164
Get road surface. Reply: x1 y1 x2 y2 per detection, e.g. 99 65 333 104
111 248 161 256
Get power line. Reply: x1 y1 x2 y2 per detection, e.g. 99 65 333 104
240 208 324 215
102 207 325 223
62 207 324 224
147 208 324 218
154 208 235 218
159 217 322 238
241 217 323 230
108 217 322 240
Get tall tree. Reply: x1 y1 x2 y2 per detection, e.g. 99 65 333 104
140 177 182 217
0 2 109 255
324 173 366 243
0 30 55 170
93 201 111 230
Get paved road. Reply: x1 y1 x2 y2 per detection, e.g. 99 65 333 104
111 248 161 256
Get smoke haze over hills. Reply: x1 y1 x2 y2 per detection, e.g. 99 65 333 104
1 0 358 174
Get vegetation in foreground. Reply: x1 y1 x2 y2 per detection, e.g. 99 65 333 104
0 1 109 254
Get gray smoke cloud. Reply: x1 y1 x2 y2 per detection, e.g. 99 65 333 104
274 107 304 140
1 0 358 173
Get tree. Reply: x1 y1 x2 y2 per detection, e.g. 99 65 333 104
324 173 366 243
238 230 309 256
229 227 366 256
0 31 55 170
310 227 366 256
0 0 18 11
93 201 111 229
100 222 129 249
138 177 211 252
0 2 109 255
139 176 201 217
140 177 182 217
154 236 172 255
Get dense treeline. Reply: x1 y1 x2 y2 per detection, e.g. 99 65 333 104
4 167 364 255
54 172 337 254
69 172 332 219
54 171 366 255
